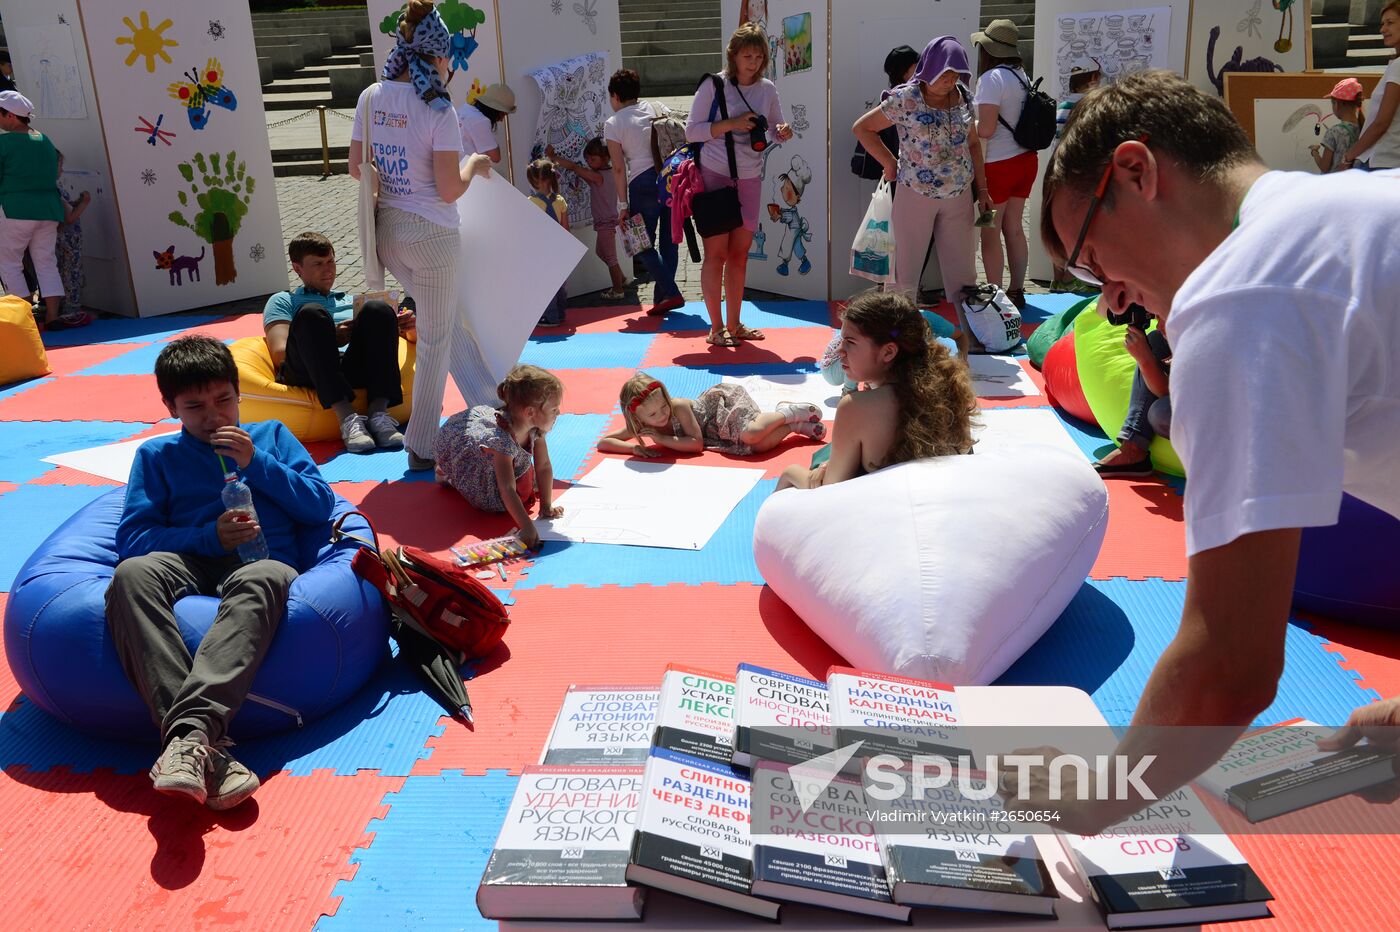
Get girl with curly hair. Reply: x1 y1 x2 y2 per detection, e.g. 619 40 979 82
778 291 978 490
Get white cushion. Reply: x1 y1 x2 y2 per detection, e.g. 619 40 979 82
754 443 1108 685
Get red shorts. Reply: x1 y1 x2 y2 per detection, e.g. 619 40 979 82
984 151 1038 204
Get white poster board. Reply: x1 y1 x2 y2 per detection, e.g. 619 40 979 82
1048 7 1172 98
80 0 286 316
42 431 179 483
1027 0 1192 282
829 0 983 301
541 459 765 550
12 23 88 120
718 0 830 301
458 173 587 384
720 371 842 421
1185 0 1311 99
968 354 1041 398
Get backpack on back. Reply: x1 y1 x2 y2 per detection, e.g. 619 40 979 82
649 102 690 172
994 65 1058 152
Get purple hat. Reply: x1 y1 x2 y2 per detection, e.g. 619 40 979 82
911 36 972 87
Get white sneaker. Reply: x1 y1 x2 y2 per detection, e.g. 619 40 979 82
341 414 376 454
367 411 404 448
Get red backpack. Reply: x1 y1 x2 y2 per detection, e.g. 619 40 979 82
333 511 510 662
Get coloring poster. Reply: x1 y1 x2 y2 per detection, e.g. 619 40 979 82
12 24 87 119
1254 98 1336 172
1187 0 1309 98
1052 7 1171 97
527 52 609 227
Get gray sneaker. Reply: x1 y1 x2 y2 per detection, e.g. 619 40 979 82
150 734 211 805
206 743 260 810
406 447 435 471
341 414 376 454
366 411 404 448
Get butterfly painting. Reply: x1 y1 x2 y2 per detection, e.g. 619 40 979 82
167 58 238 131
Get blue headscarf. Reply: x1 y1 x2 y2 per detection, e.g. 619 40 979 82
382 8 453 111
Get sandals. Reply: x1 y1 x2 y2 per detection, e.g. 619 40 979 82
43 311 94 332
1005 289 1028 311
792 421 826 441
732 324 765 341
776 401 821 426
707 328 739 347
1093 455 1154 479
600 287 626 300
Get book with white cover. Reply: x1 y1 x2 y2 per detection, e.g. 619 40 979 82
539 684 659 767
1059 785 1273 929
652 665 736 766
826 666 973 766
1196 718 1398 822
732 663 833 768
626 747 780 921
477 766 645 920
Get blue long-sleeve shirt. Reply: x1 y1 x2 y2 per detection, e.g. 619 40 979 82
117 421 335 567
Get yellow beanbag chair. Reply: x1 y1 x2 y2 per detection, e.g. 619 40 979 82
0 295 51 386
232 336 416 442
1073 303 1184 477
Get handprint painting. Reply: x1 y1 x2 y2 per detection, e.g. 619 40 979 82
166 151 256 285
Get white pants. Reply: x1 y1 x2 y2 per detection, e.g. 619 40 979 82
892 186 975 309
375 207 496 459
0 218 62 299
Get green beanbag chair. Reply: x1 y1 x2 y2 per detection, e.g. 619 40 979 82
1073 306 1185 477
1026 295 1096 370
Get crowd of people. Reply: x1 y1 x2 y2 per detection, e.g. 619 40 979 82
12 0 1396 822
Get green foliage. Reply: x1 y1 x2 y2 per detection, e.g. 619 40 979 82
378 4 406 36
167 150 253 244
439 0 486 34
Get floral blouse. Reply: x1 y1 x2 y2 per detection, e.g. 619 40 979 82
879 82 974 199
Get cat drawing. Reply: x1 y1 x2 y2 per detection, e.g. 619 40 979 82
1207 25 1283 97
154 245 205 286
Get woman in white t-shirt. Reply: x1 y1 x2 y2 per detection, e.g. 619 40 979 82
349 0 493 470
685 23 793 347
971 19 1035 310
1342 1 1400 171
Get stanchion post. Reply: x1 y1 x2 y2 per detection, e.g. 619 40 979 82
317 105 330 176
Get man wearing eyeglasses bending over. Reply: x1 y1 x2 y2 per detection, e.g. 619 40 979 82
1002 70 1400 833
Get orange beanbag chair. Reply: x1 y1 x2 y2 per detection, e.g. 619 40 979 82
231 336 416 442
0 295 51 385
1040 332 1095 425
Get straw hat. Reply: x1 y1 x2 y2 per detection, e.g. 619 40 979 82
972 19 1021 60
475 83 517 114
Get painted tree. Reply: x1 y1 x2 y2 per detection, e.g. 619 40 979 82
168 150 253 285
378 0 486 72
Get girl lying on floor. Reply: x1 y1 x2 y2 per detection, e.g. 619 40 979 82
597 373 826 459
778 291 978 491
436 364 565 548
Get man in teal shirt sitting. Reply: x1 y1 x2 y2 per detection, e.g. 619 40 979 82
262 232 414 453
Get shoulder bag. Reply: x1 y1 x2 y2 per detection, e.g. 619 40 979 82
688 74 744 238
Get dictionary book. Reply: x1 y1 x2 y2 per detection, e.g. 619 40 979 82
750 762 910 921
866 769 1057 917
626 747 781 920
1059 785 1273 928
539 684 660 767
732 663 833 768
652 665 737 766
1196 718 1397 822
826 666 974 766
476 766 646 920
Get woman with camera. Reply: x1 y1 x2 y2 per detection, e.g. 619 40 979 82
852 37 991 325
686 23 793 347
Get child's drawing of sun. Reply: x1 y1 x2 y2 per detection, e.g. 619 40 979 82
116 11 178 74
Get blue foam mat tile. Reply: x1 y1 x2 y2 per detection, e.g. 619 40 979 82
660 299 833 333
314 447 438 484
0 377 53 402
67 341 171 377
0 698 153 774
1047 406 1113 462
0 420 149 484
996 578 1381 728
542 413 612 484
0 484 114 589
644 361 823 403
516 479 773 590
40 314 222 347
519 331 657 370
317 770 517 932
1020 292 1090 324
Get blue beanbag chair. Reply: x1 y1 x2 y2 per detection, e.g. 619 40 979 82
1295 494 1400 629
3 489 390 741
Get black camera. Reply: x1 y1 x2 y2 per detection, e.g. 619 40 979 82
749 114 770 152
1106 302 1153 330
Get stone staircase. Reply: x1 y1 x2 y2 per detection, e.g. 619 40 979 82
254 6 375 176
620 0 723 97
1312 0 1394 71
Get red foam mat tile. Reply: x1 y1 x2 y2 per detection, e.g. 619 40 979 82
1089 478 1188 581
42 343 150 378
542 303 665 336
1222 831 1400 931
1308 615 1400 700
0 375 168 423
175 313 270 342
0 482 16 497
639 326 831 369
414 582 844 775
555 367 641 415
332 480 523 560
571 412 828 481
0 767 401 931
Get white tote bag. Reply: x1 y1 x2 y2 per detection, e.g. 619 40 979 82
849 179 896 285
357 84 386 291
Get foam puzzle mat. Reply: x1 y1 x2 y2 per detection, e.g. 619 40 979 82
0 299 1394 931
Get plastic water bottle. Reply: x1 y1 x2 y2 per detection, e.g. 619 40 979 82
221 472 269 563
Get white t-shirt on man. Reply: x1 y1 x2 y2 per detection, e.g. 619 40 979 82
457 102 500 158
605 100 666 183
973 64 1032 164
1166 169 1400 556
1357 58 1400 169
351 81 463 228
